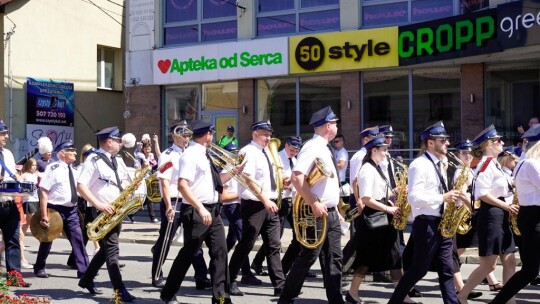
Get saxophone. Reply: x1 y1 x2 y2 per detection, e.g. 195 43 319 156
438 153 472 238
391 160 410 230
87 151 153 241
509 187 521 236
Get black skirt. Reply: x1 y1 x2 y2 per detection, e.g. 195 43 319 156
477 200 517 256
350 206 402 273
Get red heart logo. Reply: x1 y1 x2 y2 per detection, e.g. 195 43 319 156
157 59 171 74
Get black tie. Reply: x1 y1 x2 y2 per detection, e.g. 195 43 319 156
387 156 397 188
68 165 78 204
206 151 223 194
0 149 4 178
288 157 293 169
327 144 340 186
262 149 277 191
111 155 124 191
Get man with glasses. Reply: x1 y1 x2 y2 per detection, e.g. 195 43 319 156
389 121 461 304
517 117 539 135
34 140 89 279
333 135 349 202
228 120 286 297
151 120 211 290
160 119 235 304
278 106 344 304
77 126 136 302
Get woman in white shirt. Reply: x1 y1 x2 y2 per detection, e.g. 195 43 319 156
458 125 518 304
491 125 540 303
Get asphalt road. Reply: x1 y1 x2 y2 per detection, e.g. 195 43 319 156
6 236 540 304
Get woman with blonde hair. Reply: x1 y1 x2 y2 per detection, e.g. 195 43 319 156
458 125 518 304
490 124 540 303
19 158 40 268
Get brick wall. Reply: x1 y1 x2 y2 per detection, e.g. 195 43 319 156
125 85 161 141
461 64 485 140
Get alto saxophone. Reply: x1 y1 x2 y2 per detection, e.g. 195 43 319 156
87 152 165 241
391 158 410 230
438 153 472 238
509 187 521 236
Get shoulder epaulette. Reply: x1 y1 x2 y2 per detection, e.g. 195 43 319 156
92 155 100 161
50 164 60 171
164 148 173 155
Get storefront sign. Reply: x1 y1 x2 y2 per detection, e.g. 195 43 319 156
153 37 288 84
399 8 500 65
26 78 75 151
497 0 540 49
289 27 398 74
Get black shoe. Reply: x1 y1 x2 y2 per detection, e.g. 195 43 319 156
251 264 268 276
408 288 423 297
468 291 483 299
531 276 540 286
372 272 393 283
118 288 136 302
119 263 126 268
274 287 283 296
195 278 212 290
241 274 262 286
78 280 103 295
67 263 77 270
482 278 489 285
164 300 180 304
306 271 318 278
153 278 166 288
345 291 360 304
34 269 49 278
229 281 244 296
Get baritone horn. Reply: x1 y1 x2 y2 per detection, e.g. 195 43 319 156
267 138 284 208
207 143 264 197
293 158 332 249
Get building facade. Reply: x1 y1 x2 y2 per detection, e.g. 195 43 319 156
1 0 125 158
126 0 540 160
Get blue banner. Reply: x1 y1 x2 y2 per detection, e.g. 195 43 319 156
26 78 74 126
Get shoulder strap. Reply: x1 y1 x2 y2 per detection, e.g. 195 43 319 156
367 159 391 201
96 152 115 171
478 156 493 173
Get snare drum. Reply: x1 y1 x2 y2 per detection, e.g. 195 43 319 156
0 181 36 197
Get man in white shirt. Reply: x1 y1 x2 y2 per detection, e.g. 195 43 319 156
389 121 460 304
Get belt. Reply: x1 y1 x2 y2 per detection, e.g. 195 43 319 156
202 203 218 210
0 200 16 207
282 198 292 203
416 214 440 221
327 207 336 212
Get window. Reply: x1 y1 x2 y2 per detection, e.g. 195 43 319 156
97 47 115 89
257 0 339 37
362 0 454 27
163 0 237 46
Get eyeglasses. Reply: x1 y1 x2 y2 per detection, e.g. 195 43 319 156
433 138 449 143
491 138 502 143
64 148 77 152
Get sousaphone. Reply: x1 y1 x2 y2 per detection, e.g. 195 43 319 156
30 208 63 242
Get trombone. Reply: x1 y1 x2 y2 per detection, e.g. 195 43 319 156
207 143 263 197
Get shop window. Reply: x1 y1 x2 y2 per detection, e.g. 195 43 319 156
413 68 461 145
164 85 199 124
460 0 489 13
257 76 340 141
485 62 540 146
202 82 238 111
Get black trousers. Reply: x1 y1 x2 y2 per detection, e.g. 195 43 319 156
222 203 251 276
491 205 540 304
0 203 21 272
67 199 96 268
228 199 285 288
81 223 125 290
151 199 209 281
252 198 294 271
161 204 228 301
278 209 344 304
388 216 458 304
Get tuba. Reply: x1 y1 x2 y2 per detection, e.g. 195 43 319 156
267 138 284 208
292 158 332 249
391 158 411 230
438 152 472 238
145 173 162 203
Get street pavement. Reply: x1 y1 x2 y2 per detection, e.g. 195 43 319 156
5 212 540 304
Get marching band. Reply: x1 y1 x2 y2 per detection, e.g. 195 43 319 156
2 110 539 304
